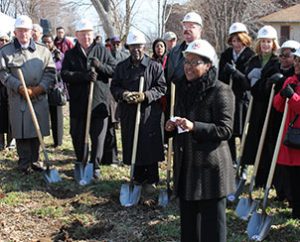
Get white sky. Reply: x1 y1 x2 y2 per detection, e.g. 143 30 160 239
81 0 188 39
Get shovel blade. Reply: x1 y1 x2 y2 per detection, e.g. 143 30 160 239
43 168 62 183
235 198 259 221
120 183 142 207
227 178 246 202
74 161 94 185
158 189 169 207
247 211 272 241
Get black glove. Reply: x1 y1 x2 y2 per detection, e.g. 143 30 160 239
223 63 236 75
54 50 62 61
89 57 101 70
280 84 296 98
88 70 98 82
266 73 284 90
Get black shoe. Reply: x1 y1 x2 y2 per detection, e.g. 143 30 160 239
18 167 33 174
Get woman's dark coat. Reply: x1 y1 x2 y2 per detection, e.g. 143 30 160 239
172 68 235 200
110 55 167 166
219 47 255 135
241 54 280 171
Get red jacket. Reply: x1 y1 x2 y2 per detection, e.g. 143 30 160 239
54 37 74 54
273 75 300 166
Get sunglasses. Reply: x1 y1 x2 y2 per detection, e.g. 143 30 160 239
0 38 8 42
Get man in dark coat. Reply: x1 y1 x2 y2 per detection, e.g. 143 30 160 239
61 19 117 179
110 30 167 190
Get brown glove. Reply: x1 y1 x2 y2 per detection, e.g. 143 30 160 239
129 92 145 104
18 86 34 98
30 85 45 98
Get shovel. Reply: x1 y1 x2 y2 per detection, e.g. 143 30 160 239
74 67 95 185
247 99 288 241
15 68 62 183
227 96 254 202
158 82 176 207
236 84 276 220
119 76 144 207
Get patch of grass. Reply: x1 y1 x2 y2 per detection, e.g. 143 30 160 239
0 192 27 205
31 206 64 219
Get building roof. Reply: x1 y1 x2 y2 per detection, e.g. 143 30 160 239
260 4 300 23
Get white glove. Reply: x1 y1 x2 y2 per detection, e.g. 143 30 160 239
247 68 262 87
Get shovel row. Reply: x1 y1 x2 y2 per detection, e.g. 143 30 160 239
2 13 300 242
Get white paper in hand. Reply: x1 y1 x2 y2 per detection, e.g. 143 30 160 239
170 116 189 133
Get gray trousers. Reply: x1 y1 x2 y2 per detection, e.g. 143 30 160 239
16 138 40 170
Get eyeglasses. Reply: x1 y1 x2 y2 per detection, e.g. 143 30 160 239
279 53 293 58
182 23 199 31
0 38 8 42
184 60 205 67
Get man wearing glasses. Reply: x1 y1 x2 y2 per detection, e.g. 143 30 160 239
166 12 203 86
0 15 55 173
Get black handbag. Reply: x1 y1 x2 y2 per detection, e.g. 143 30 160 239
283 114 300 149
48 82 67 106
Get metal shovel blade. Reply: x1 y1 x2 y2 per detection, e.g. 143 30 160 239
158 189 169 207
74 161 94 186
120 183 142 207
43 168 62 183
227 178 246 202
247 211 272 241
235 197 259 221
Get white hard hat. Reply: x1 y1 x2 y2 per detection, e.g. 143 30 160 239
0 31 9 39
182 12 203 27
75 19 94 32
293 48 300 58
281 40 300 50
164 31 177 41
257 25 277 39
229 22 248 35
183 39 217 65
126 30 146 45
14 15 33 29
33 24 43 33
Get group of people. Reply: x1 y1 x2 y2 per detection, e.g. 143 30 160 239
0 10 300 242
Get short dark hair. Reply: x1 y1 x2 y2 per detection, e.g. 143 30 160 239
56 26 64 31
42 33 54 41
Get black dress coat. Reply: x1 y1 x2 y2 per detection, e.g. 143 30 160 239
219 47 255 135
110 55 167 166
241 54 280 166
172 68 235 200
61 42 117 119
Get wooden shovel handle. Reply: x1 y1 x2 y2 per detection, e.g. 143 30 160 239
130 76 145 180
15 68 50 166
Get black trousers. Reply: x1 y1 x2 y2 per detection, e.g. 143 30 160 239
180 197 227 242
101 116 118 164
133 162 159 184
49 105 63 146
286 166 300 218
16 138 40 170
70 116 108 170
